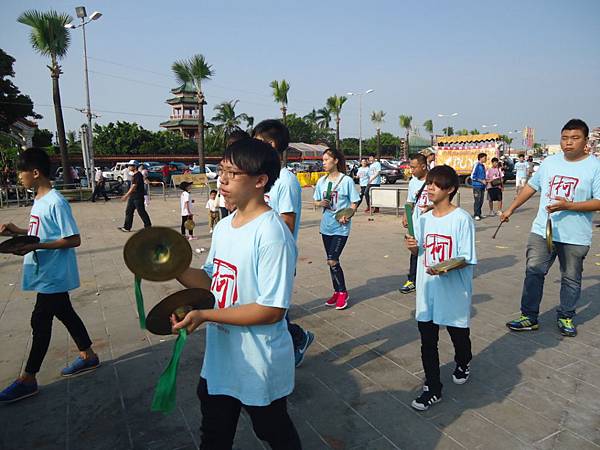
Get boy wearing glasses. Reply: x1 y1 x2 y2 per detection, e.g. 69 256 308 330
173 138 302 449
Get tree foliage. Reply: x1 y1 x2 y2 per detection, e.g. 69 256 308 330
0 48 41 131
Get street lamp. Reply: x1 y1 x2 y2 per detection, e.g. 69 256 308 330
347 89 374 160
437 112 459 136
481 123 498 130
65 6 102 191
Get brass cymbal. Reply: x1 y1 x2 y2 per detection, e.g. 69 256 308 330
0 235 40 253
123 226 192 281
184 219 195 231
546 215 553 253
146 288 215 335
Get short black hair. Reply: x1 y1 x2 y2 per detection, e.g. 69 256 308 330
409 153 427 166
491 157 499 163
227 129 250 147
368 153 375 158
562 118 589 137
518 153 525 158
223 137 281 192
209 189 217 195
251 119 290 153
477 153 487 160
426 165 459 201
16 147 51 177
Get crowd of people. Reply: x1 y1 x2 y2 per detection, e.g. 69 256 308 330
0 118 599 450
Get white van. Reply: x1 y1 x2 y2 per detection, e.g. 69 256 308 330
102 161 138 181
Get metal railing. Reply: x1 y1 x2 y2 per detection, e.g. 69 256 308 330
0 185 35 208
148 181 166 201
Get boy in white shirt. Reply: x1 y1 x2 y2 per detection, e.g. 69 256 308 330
205 189 219 233
179 181 196 240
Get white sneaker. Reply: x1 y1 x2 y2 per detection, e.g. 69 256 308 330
209 228 213 234
474 216 481 221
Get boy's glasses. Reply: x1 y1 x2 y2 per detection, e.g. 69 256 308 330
217 168 249 180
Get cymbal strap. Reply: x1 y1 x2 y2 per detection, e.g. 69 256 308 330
134 276 146 329
151 328 187 413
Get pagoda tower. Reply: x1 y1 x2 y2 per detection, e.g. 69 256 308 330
160 82 200 140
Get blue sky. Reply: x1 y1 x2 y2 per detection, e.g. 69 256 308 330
1 0 599 144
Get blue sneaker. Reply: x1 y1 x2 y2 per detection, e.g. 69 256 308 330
294 330 315 368
0 380 38 404
61 355 100 377
557 318 577 337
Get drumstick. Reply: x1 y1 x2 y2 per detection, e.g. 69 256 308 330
492 221 504 239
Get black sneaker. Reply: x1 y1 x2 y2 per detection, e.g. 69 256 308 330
411 385 442 411
452 364 470 384
399 281 416 294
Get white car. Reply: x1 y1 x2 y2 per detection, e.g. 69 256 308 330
102 161 138 182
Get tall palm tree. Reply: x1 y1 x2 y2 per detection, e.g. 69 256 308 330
442 126 454 136
303 109 318 127
211 100 251 145
316 107 332 129
399 115 413 158
18 9 73 184
172 54 213 171
326 95 348 152
423 119 434 146
270 80 290 124
370 110 385 160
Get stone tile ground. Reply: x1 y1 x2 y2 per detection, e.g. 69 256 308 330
1 184 599 449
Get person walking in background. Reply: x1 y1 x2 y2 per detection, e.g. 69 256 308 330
366 154 381 213
470 153 487 220
91 167 109 202
514 154 529 196
179 181 196 240
119 162 152 232
486 157 504 216
355 158 370 208
205 189 219 234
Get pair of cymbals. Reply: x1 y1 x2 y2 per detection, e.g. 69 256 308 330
123 227 192 281
430 257 466 274
0 235 40 254
146 288 215 335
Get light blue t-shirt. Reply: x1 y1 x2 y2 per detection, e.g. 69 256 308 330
528 153 600 246
313 174 361 236
414 208 477 328
265 167 302 242
201 210 297 406
357 166 370 187
22 190 80 294
368 161 382 185
407 176 432 220
515 161 529 178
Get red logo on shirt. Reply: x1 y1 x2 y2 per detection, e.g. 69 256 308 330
424 234 453 267
28 215 40 237
548 175 579 201
211 258 238 309
417 190 430 211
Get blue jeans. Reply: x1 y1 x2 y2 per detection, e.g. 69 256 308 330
520 233 589 320
472 187 485 217
322 234 348 292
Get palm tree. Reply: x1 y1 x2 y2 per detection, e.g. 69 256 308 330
371 110 385 160
18 9 73 184
399 115 413 158
316 107 332 129
211 100 251 145
172 54 213 171
442 126 454 136
270 80 290 124
423 119 434 146
304 109 318 126
326 95 348 152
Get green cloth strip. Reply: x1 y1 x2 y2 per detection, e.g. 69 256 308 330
151 328 187 413
404 203 414 236
134 276 146 329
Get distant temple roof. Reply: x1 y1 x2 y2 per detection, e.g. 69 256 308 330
160 119 199 128
166 96 198 105
171 82 197 95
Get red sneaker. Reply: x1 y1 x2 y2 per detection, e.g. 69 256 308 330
325 292 338 307
336 292 349 310
364 208 371 213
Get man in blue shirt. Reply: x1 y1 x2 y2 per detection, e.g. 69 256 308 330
252 119 314 367
514 154 529 196
0 148 99 404
173 138 301 449
501 119 600 337
470 153 487 220
366 154 382 213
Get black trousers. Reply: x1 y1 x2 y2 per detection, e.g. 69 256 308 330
219 207 229 219
91 182 109 201
418 321 472 394
123 197 152 230
322 234 348 292
25 292 93 374
356 186 368 208
197 377 302 450
181 215 193 236
407 253 418 283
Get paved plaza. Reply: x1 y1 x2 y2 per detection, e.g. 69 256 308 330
1 184 600 450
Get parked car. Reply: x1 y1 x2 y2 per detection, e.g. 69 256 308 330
102 161 138 182
379 160 402 184
147 162 188 183
191 163 218 179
